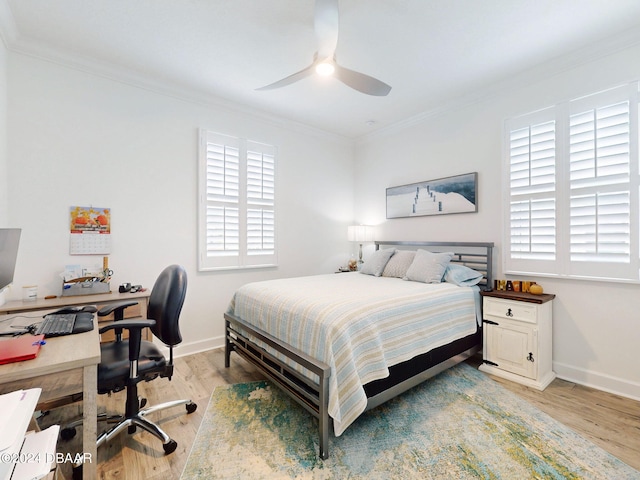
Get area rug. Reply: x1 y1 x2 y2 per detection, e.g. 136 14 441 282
181 363 639 479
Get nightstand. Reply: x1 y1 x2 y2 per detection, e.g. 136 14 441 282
479 290 556 390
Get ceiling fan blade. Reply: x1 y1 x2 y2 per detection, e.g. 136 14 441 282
255 62 316 91
257 1 393 96
334 63 392 96
314 0 339 59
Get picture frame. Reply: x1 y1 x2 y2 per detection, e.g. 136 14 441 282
386 172 478 219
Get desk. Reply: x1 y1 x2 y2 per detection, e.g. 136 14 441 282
0 290 151 343
0 319 100 480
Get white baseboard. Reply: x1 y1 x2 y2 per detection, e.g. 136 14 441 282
554 361 640 402
157 335 225 359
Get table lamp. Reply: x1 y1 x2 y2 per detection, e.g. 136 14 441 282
348 225 374 266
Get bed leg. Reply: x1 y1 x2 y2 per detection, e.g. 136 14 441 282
319 414 329 460
318 370 330 459
224 318 231 368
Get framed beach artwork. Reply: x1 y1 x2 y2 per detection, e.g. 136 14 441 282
386 172 478 219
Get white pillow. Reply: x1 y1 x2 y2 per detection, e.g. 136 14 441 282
359 248 396 277
403 249 454 283
443 263 484 287
382 250 416 278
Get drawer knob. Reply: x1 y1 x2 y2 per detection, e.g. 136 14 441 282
527 352 535 362
506 308 513 317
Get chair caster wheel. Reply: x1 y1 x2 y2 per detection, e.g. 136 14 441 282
60 427 77 441
186 402 197 414
163 439 178 454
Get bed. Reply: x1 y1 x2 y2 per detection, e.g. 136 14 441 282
224 240 494 459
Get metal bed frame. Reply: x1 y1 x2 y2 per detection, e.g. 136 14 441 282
225 240 494 459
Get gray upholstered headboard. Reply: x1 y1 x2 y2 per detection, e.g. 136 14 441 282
375 241 494 291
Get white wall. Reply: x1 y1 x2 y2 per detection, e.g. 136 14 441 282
0 38 7 224
354 43 640 400
6 53 355 354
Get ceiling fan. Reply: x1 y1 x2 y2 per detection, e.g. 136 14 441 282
256 0 391 96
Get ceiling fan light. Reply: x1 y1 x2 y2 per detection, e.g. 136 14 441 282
315 61 335 76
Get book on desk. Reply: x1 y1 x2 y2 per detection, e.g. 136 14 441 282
0 388 59 480
0 335 45 365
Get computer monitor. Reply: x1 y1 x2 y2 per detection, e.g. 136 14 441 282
0 228 21 306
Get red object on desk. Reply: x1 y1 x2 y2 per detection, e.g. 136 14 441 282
0 334 45 365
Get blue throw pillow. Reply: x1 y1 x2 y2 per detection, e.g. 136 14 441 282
443 263 483 286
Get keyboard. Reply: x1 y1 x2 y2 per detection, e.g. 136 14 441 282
35 314 77 337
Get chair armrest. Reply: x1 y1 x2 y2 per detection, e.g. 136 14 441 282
98 300 139 317
99 319 156 362
99 319 156 334
98 302 140 343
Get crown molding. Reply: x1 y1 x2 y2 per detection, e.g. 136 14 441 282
14 38 352 146
0 5 353 148
1 0 638 149
356 26 640 146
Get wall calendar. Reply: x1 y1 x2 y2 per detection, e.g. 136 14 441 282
69 206 112 255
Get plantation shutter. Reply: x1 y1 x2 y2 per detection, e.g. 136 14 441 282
199 131 277 270
205 136 240 262
505 83 639 281
246 142 276 261
509 120 557 260
505 109 559 275
567 88 635 280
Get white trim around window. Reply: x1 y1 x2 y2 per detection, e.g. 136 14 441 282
198 130 277 271
504 82 639 283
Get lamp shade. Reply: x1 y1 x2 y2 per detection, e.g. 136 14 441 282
347 225 374 242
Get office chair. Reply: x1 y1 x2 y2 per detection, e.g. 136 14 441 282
61 264 197 454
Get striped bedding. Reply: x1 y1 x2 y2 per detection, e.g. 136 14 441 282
227 272 479 436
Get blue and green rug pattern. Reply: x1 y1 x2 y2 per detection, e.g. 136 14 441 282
181 363 639 479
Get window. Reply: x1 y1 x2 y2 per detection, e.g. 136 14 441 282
198 130 276 270
504 83 639 282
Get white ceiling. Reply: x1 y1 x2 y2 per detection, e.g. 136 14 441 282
2 0 640 138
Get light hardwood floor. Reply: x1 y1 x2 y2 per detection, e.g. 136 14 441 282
39 349 640 479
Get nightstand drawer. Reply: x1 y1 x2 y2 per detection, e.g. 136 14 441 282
484 297 537 324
